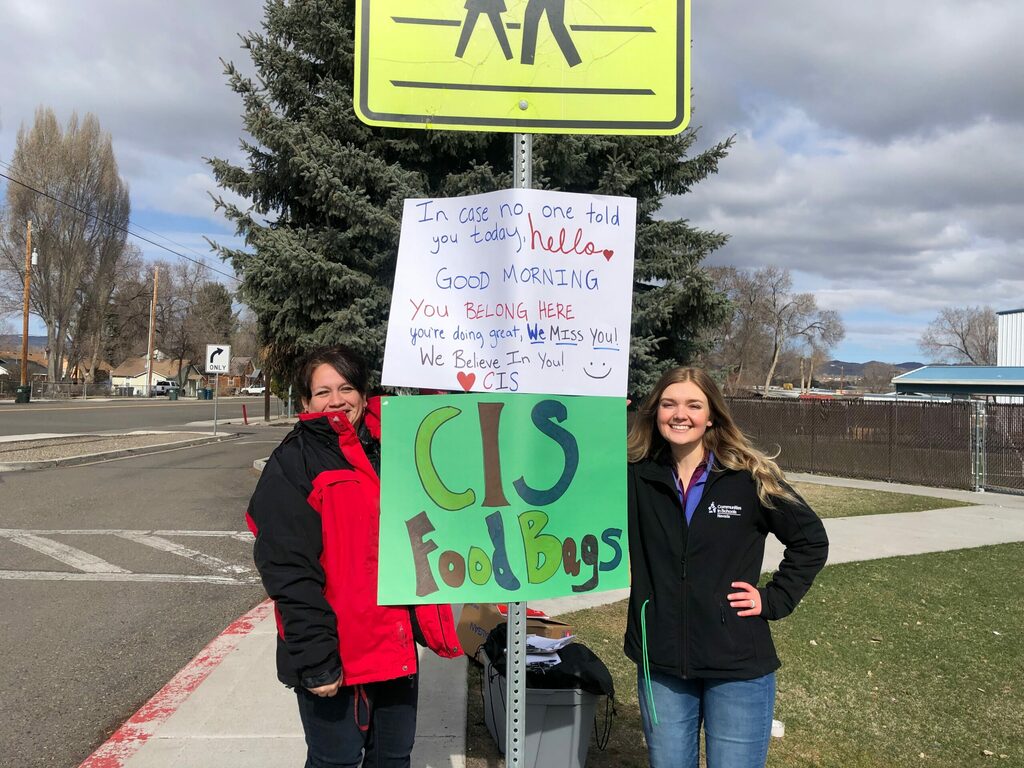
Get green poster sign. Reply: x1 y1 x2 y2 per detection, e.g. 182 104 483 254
379 393 627 604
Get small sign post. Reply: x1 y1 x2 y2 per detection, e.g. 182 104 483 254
205 344 230 436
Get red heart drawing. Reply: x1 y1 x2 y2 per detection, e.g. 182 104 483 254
603 249 614 261
457 372 476 391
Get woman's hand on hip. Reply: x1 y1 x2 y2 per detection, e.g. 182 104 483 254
728 581 762 617
307 676 342 697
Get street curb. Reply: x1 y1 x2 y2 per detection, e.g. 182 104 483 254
77 600 275 768
0 433 241 473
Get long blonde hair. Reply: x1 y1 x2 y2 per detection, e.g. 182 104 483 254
627 367 798 508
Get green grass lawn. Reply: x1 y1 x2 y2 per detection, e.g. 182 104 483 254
792 482 971 519
465 544 1023 767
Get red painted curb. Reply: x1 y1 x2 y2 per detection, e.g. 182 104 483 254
79 599 274 768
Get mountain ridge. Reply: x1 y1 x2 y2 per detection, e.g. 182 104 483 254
823 359 926 377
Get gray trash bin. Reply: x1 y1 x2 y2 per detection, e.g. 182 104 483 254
482 651 598 768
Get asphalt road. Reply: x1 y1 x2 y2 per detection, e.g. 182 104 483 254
0 396 288 437
0 434 281 768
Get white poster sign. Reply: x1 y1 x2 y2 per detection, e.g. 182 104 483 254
382 188 636 397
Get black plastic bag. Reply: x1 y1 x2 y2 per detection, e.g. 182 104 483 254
483 623 615 699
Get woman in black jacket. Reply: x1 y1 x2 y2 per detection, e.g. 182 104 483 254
624 367 828 768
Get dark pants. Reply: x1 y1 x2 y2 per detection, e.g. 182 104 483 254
295 675 419 768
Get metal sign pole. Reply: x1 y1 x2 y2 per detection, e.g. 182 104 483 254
213 373 219 436
504 132 532 768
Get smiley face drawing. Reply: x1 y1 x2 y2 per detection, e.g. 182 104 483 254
584 360 612 379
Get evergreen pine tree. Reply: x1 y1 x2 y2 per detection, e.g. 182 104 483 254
209 0 732 397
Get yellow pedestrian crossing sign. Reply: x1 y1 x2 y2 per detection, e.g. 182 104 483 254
354 0 690 135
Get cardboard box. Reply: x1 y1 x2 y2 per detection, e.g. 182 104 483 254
457 603 573 660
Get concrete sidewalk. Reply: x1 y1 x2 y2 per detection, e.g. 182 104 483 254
80 476 1024 768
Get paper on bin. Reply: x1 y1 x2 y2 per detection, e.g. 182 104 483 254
526 634 575 653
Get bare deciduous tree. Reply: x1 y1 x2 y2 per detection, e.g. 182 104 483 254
159 261 236 380
861 361 901 392
704 267 773 393
0 107 130 381
918 306 997 365
799 341 830 391
102 259 153 367
759 267 844 392
231 309 261 359
705 266 845 392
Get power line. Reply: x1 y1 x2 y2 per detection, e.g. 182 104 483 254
0 163 240 284
3 157 221 272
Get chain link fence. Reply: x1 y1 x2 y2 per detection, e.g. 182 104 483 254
985 404 1024 494
727 398 978 490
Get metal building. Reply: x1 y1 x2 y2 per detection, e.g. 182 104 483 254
998 308 1024 366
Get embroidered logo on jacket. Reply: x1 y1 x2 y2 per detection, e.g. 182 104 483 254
708 501 742 519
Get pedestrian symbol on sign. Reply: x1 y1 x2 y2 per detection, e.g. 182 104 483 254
456 0 513 60
521 0 580 66
455 0 581 67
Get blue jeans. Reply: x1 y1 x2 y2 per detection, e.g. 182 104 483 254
295 675 418 768
637 668 775 768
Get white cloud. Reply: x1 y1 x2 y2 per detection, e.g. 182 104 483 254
677 113 1024 335
0 0 1021 362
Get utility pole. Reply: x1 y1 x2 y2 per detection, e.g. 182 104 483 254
144 267 159 397
20 222 33 391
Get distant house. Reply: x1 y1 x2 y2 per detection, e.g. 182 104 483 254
109 352 203 396
0 356 47 394
0 350 43 370
221 356 256 394
0 355 47 379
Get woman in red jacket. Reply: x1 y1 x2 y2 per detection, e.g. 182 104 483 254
246 344 462 768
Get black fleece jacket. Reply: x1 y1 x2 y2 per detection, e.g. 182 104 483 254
624 458 829 680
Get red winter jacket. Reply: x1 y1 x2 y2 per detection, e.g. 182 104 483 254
246 398 462 688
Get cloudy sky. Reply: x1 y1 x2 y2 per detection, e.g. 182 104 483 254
1 0 1022 363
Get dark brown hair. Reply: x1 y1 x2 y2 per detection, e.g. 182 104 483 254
294 344 368 404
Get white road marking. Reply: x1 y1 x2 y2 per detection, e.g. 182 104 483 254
0 571 255 585
0 529 256 585
115 532 251 574
0 433 87 443
155 529 252 539
7 533 129 573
